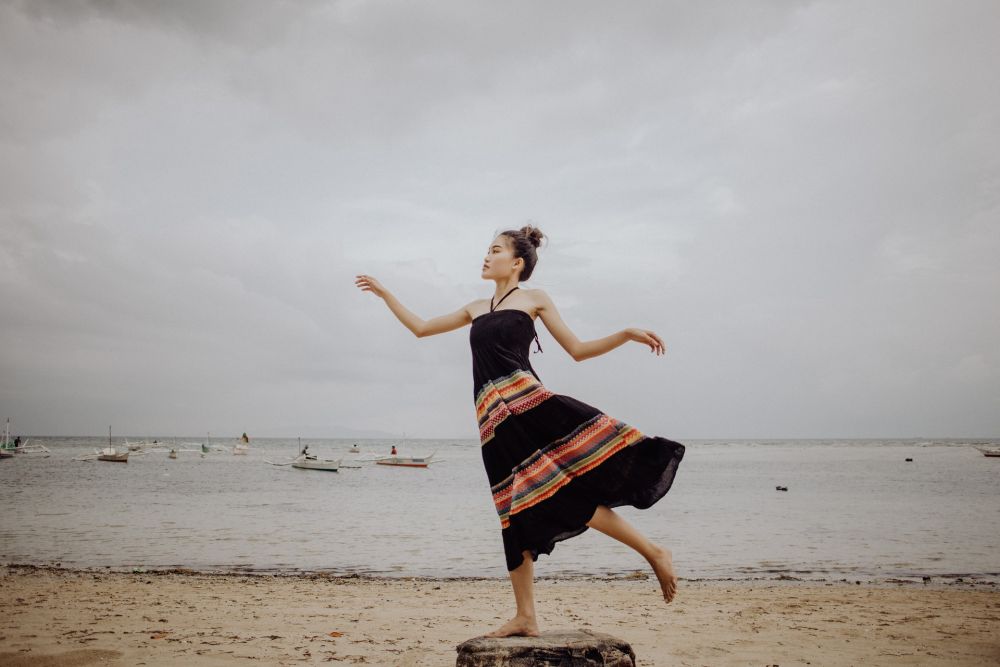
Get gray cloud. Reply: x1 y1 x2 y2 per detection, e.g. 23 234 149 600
1 0 998 438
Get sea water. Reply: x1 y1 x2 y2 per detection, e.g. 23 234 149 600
1 437 998 583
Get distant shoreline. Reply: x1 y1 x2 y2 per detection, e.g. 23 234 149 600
5 563 996 591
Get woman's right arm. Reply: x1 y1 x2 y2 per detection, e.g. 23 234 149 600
355 274 473 338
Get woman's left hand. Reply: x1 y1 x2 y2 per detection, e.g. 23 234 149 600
625 328 666 356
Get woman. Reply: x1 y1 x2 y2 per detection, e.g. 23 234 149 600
355 225 685 638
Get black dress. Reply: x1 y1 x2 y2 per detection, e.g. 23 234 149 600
470 287 685 571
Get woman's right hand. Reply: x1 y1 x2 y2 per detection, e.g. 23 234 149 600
355 274 387 299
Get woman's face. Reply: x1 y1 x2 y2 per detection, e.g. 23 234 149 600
481 235 522 281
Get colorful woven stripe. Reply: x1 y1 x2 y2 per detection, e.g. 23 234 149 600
491 413 645 528
475 369 554 445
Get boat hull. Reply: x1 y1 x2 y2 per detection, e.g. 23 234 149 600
292 461 340 471
376 459 430 468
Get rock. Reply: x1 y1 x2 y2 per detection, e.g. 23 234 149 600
456 630 635 666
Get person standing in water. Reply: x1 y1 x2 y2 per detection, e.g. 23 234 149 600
355 225 684 638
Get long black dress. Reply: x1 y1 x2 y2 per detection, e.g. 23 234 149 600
470 287 686 571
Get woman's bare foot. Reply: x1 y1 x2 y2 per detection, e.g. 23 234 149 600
483 614 541 638
649 546 677 603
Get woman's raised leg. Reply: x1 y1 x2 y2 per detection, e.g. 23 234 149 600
484 550 541 637
586 505 677 602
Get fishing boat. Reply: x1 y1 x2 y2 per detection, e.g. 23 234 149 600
97 447 129 462
232 431 251 455
975 446 1000 457
126 438 161 451
97 426 129 462
0 418 43 457
375 451 436 468
291 452 341 471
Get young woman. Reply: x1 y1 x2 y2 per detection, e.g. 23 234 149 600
354 225 685 637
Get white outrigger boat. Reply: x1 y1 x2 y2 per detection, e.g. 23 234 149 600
1 418 50 458
374 451 437 468
97 447 129 462
94 426 128 462
291 452 342 471
266 440 342 471
975 446 1000 458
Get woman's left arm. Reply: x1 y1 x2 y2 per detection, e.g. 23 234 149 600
535 290 666 362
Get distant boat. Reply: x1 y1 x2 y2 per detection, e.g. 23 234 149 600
168 449 178 459
291 453 341 472
975 446 1000 458
97 447 129 463
0 418 46 457
375 452 436 468
348 443 361 453
126 439 160 451
97 426 128 462
0 418 15 456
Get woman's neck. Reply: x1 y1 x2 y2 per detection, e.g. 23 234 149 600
493 278 520 302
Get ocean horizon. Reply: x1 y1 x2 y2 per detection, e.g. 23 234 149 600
2 437 998 585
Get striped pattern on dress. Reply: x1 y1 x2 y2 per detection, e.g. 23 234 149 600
489 412 645 528
475 369 554 445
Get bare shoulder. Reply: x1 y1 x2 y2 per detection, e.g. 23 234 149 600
465 298 491 319
523 288 555 311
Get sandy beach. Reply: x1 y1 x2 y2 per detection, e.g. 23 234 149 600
1 566 997 666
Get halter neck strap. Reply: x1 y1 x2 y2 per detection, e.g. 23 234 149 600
489 285 543 353
491 286 519 312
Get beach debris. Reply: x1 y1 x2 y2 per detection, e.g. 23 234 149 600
905 458 913 462
150 631 171 640
329 631 344 637
457 630 635 667
775 486 788 492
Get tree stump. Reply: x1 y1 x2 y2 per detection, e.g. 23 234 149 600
456 630 636 666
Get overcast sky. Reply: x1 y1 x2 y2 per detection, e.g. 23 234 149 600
1 0 998 440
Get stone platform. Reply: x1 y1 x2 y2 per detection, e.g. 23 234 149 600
456 629 635 666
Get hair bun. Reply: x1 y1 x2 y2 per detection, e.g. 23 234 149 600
520 225 545 249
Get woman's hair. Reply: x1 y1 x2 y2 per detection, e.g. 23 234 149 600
500 225 545 281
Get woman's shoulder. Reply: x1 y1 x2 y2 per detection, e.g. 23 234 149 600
522 287 552 304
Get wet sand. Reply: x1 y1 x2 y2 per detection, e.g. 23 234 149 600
1 566 998 666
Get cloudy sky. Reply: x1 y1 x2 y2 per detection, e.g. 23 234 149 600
1 1 998 439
